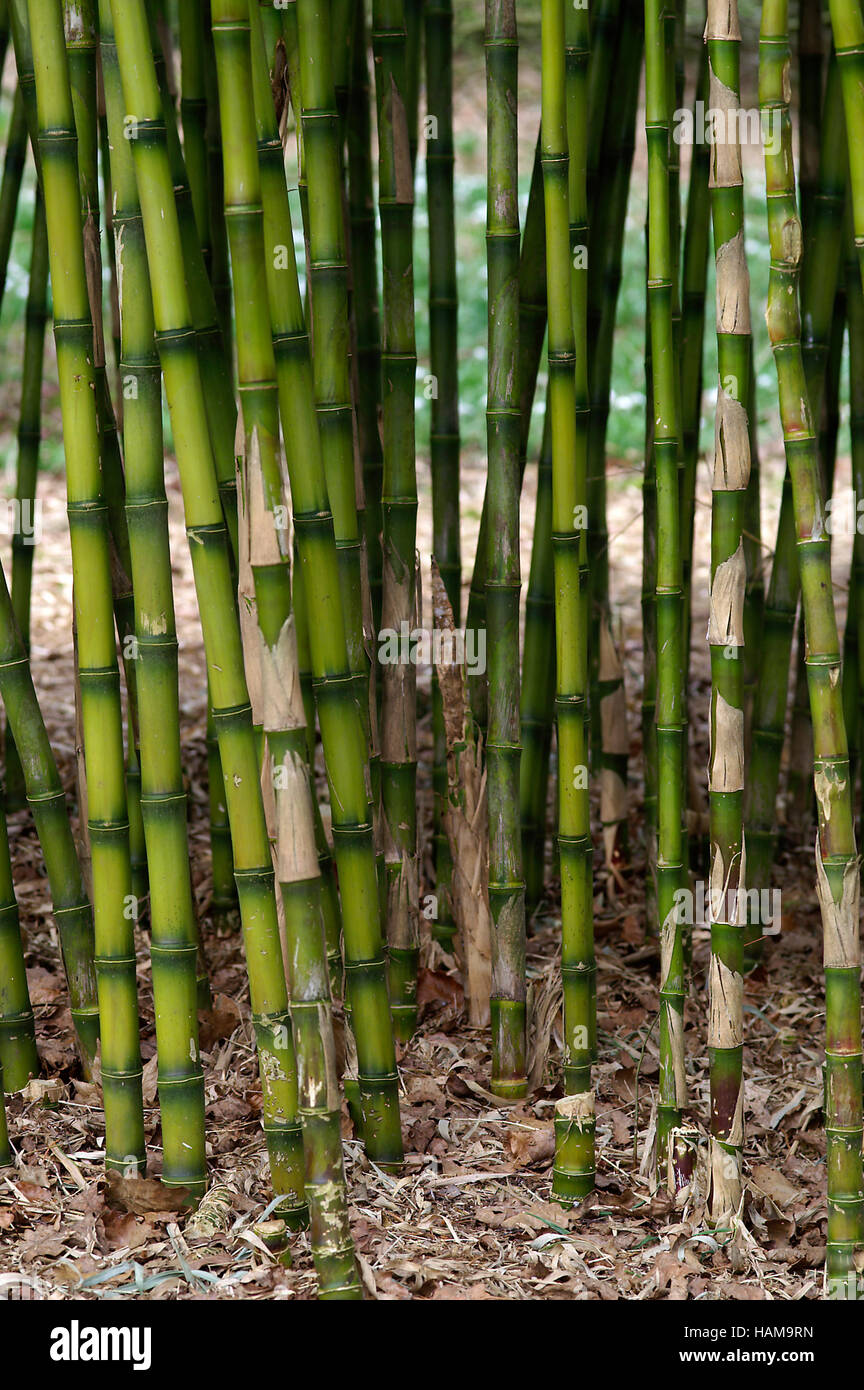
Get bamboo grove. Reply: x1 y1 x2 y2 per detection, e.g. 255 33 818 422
0 0 861 1301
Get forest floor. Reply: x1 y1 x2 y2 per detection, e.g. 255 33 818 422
0 429 847 1302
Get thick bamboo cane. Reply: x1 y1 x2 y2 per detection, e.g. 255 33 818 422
542 0 593 1196
645 0 689 1189
100 0 206 1195
705 0 751 1225
26 0 144 1173
760 0 863 1290
249 0 403 1167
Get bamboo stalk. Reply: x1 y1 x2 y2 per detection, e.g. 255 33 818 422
744 53 846 966
100 0 206 1195
64 0 148 912
425 0 460 948
250 0 403 1167
587 6 642 879
0 788 38 1091
26 0 144 1173
486 0 526 1098
347 0 383 633
371 0 420 1041
705 0 750 1226
645 0 689 1188
5 187 48 811
542 0 593 1194
760 0 863 1290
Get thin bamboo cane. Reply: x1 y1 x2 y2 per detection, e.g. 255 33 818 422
203 10 232 354
797 0 823 240
100 0 205 1194
485 0 526 1098
0 788 38 1090
109 0 307 1212
542 0 593 1195
466 134 547 735
520 398 554 913
26 0 144 1173
705 0 750 1226
679 45 711 707
760 0 863 1290
645 0 689 1188
348 0 383 633
829 0 864 292
425 0 460 948
5 187 48 812
371 0 420 1042
248 0 403 1166
586 8 642 877
178 0 211 274
0 86 27 314
64 0 148 911
742 354 764 750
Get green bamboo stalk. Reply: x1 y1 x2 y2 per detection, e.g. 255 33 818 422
485 0 526 1098
289 541 343 995
0 788 38 1091
642 234 658 931
645 0 689 1188
296 1 366 687
515 143 553 911
404 0 422 175
760 0 863 1290
425 0 459 945
0 86 27 313
586 7 642 876
542 0 593 1194
371 0 420 1042
797 0 823 239
829 0 864 292
0 560 99 1073
147 10 240 561
519 397 554 912
249 0 402 1167
203 10 232 353
64 0 148 911
679 44 711 701
100 0 205 1194
585 0 620 209
347 0 383 633
466 134 547 734
26 0 144 1173
0 0 9 77
789 286 847 826
271 680 361 1298
4 188 48 812
705 0 750 1226
742 353 764 749
178 0 211 272
109 0 307 1212
744 53 846 964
